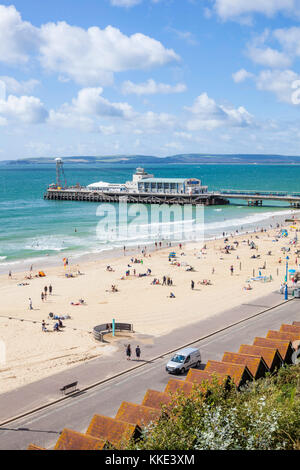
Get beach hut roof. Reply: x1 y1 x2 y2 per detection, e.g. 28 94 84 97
253 337 293 363
54 428 108 450
142 390 172 410
86 415 140 447
165 379 194 396
205 360 253 388
222 352 269 379
115 402 161 428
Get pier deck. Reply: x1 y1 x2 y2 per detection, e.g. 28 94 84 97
44 188 228 205
44 188 300 207
216 190 300 207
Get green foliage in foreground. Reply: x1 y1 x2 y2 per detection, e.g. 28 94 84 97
126 365 300 450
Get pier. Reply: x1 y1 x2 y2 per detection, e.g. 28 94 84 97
44 187 300 207
44 160 300 207
215 189 300 208
44 188 229 206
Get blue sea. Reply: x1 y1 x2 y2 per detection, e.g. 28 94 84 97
0 162 299 272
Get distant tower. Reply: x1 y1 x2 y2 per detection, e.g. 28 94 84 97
55 158 67 188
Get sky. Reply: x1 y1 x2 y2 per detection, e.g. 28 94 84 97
2 1 300 159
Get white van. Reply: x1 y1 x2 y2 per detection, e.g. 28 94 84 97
165 347 201 375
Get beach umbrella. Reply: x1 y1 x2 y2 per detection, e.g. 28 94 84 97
289 269 296 273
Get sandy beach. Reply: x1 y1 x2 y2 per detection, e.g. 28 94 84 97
1 218 300 394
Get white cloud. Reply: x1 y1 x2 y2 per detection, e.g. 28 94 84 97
0 76 40 95
0 5 179 86
185 93 254 130
247 46 291 68
174 131 193 140
136 111 176 132
39 22 179 86
122 79 186 95
166 26 198 45
212 0 298 22
164 141 183 151
48 88 136 132
274 27 300 56
232 69 253 83
0 5 39 64
72 87 134 118
99 125 116 135
48 109 96 132
0 94 48 124
255 69 300 103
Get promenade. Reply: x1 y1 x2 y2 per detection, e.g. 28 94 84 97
0 291 299 449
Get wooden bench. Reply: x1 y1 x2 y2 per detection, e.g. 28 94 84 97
60 381 78 395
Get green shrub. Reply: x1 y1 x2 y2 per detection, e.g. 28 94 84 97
128 365 300 450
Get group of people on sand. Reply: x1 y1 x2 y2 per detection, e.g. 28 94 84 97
41 285 52 301
151 275 173 286
42 317 63 332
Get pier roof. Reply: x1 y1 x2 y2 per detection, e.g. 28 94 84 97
138 178 190 183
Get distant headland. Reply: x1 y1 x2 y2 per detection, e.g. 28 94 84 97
3 153 300 165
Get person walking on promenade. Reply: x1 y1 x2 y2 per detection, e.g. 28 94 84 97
126 344 131 360
136 345 141 361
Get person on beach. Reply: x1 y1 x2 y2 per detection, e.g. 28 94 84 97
230 265 234 276
136 345 141 361
8 270 12 279
49 284 52 295
41 292 44 302
191 280 195 290
126 344 131 360
29 298 33 310
42 320 47 332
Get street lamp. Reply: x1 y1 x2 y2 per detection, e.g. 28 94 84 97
285 256 289 300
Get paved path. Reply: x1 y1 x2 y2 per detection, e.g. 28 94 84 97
0 292 299 449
